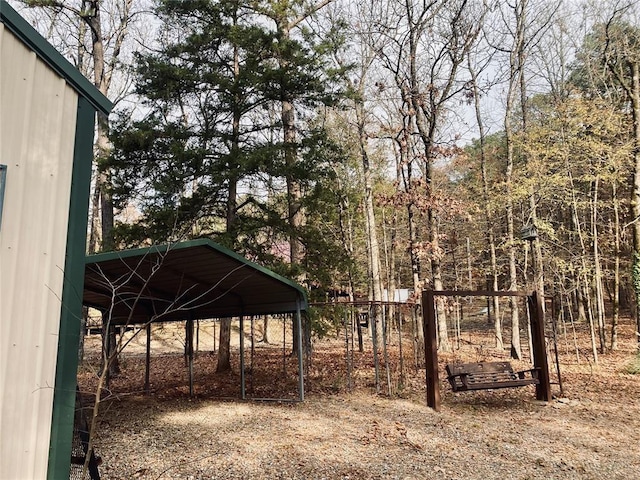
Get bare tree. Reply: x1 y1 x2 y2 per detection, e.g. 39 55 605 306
492 0 558 359
600 3 640 347
21 0 147 253
372 0 488 352
335 0 387 348
466 30 504 349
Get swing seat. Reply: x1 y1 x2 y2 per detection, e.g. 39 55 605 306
445 361 539 392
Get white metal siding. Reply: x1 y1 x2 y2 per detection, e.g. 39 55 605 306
0 23 80 480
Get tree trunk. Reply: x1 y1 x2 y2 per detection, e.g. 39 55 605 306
430 215 450 352
216 318 232 373
507 204 521 360
88 175 102 253
604 20 640 349
504 0 527 361
387 210 398 332
78 307 87 363
629 61 640 348
469 57 503 350
218 21 242 363
576 274 587 322
357 99 384 349
87 4 115 252
101 319 120 382
505 82 521 359
612 180 621 350
591 179 607 353
568 166 598 363
275 17 305 273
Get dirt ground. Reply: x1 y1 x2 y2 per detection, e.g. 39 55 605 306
78 316 640 480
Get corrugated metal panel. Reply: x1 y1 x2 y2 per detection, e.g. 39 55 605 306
84 239 308 323
0 22 79 480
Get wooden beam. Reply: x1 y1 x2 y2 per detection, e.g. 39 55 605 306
429 289 531 297
422 290 440 411
529 292 552 401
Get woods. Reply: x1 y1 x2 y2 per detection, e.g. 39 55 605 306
7 2 640 479
12 0 640 357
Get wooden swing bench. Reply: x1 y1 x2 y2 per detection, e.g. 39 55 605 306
445 361 539 392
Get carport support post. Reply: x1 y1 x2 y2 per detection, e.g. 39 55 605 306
296 300 304 402
422 290 440 411
145 322 151 394
187 317 195 397
240 315 246 400
529 291 552 401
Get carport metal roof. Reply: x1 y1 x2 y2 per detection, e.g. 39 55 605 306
83 238 307 324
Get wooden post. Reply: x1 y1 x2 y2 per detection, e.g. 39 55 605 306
529 291 552 401
422 290 440 411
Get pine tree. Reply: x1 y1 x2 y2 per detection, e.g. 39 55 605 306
110 0 349 366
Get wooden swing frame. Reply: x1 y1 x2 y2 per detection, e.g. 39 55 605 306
422 290 552 411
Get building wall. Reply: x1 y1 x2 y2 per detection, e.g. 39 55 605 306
0 23 80 479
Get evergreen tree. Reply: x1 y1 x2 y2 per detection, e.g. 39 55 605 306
109 0 349 367
109 0 350 284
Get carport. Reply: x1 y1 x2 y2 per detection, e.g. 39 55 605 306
83 238 308 401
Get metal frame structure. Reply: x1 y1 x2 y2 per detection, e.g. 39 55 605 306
84 239 308 402
422 290 552 411
239 308 305 402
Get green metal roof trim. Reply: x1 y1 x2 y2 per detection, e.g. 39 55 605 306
0 1 112 115
84 238 308 323
87 238 308 296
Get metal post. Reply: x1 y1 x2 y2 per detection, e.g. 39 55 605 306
240 315 245 400
296 300 304 402
250 316 255 394
356 304 364 353
144 322 151 394
422 290 440 411
187 318 194 397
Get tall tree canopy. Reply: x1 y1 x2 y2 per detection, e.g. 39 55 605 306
109 0 349 288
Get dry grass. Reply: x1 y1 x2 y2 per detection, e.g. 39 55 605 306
78 315 640 480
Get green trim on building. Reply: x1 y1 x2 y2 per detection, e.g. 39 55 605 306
47 97 96 480
1 3 111 478
0 0 111 115
86 238 309 303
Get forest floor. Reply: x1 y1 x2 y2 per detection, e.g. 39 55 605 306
77 316 640 480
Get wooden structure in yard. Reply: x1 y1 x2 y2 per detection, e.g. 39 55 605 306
445 361 539 392
422 290 552 411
